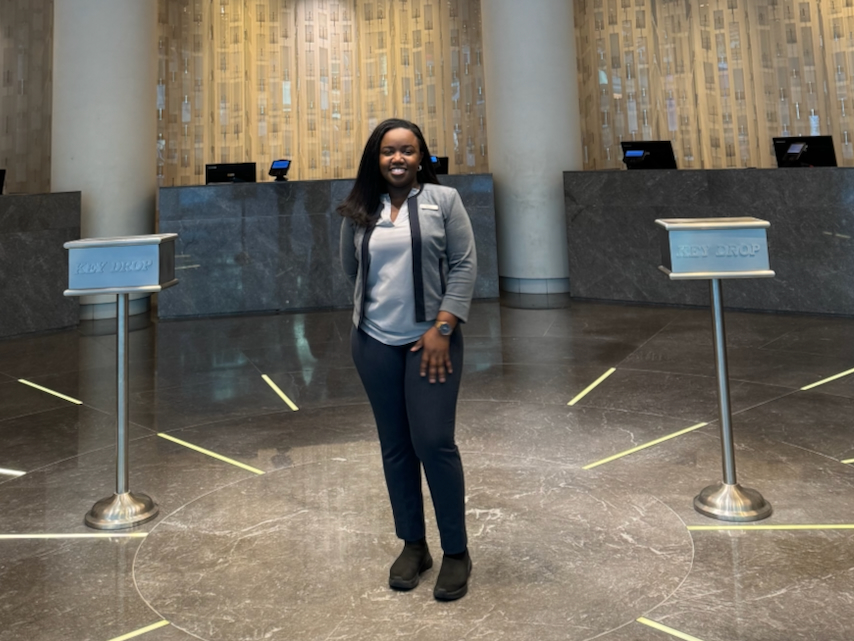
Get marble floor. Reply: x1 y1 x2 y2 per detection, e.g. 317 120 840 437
2 299 854 641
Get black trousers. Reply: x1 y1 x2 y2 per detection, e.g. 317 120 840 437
351 326 467 554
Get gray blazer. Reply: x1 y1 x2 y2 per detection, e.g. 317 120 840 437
340 182 477 328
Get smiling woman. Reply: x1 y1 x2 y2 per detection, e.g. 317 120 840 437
337 118 478 601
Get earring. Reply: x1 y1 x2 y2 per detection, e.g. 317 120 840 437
418 164 422 171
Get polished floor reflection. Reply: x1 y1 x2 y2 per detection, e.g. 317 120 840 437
2 300 854 641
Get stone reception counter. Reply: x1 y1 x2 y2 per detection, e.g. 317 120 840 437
1 192 80 338
157 175 498 319
565 168 854 316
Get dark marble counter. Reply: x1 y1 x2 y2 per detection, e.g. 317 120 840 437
1 192 80 338
157 175 498 319
565 168 854 315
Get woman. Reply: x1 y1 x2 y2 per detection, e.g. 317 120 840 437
338 118 477 601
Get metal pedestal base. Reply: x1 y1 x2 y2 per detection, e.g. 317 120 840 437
84 492 159 530
694 482 772 522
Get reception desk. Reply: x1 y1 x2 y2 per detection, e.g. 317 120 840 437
565 169 854 315
1 192 80 338
158 175 498 319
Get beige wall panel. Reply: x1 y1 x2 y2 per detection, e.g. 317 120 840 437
154 0 488 186
0 0 52 194
575 0 854 170
13 0 854 190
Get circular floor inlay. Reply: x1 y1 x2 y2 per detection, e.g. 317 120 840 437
135 420 692 641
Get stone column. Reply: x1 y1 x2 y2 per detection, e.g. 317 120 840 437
51 0 157 318
481 0 582 307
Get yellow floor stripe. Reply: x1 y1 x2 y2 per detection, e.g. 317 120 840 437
262 374 299 411
568 368 616 406
841 458 854 465
637 617 705 641
583 422 708 470
106 620 171 641
688 524 854 531
0 533 148 540
800 367 854 391
0 467 26 477
17 379 82 405
158 433 265 475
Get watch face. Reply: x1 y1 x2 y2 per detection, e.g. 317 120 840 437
437 322 452 336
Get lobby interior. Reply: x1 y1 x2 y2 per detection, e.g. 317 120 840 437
5 1 854 640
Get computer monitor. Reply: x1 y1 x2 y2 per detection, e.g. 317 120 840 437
430 155 449 175
0 169 5 195
205 162 257 184
773 136 837 168
621 141 678 170
268 159 292 182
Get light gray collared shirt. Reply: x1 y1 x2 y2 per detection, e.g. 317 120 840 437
362 192 433 345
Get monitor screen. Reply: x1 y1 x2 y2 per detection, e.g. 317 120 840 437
205 162 257 184
430 155 449 175
268 158 292 181
620 141 678 170
773 136 837 168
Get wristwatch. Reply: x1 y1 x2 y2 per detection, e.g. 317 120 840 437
434 320 453 336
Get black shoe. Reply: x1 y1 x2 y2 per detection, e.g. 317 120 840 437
433 549 472 601
389 540 433 590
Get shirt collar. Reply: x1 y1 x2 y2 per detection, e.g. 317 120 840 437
377 188 419 226
380 186 420 203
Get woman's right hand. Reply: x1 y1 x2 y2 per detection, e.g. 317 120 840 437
410 329 453 383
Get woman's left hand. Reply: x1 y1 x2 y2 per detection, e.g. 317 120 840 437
411 329 453 383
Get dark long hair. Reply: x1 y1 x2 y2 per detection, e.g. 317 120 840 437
337 118 440 227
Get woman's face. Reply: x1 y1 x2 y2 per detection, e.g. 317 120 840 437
379 127 423 192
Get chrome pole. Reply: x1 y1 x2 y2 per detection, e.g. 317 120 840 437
693 279 772 522
84 294 158 530
710 279 737 485
117 293 130 494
